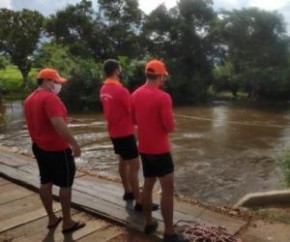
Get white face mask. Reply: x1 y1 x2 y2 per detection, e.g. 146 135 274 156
52 83 62 94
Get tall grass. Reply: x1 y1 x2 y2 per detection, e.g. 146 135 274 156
278 149 290 186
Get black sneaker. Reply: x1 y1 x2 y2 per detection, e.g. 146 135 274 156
134 203 159 212
123 192 134 201
144 219 158 234
163 232 189 242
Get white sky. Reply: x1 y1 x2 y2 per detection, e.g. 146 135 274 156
0 0 289 33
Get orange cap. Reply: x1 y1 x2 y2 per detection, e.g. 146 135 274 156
37 68 67 84
145 59 168 76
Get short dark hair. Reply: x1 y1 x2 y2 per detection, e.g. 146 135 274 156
145 73 159 80
103 59 120 77
37 78 44 86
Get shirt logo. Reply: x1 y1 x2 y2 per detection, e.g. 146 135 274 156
100 93 113 101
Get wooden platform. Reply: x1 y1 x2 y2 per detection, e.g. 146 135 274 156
0 146 247 240
0 177 160 242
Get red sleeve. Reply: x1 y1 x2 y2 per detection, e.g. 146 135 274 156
43 94 66 119
119 87 133 120
121 88 131 113
160 94 175 133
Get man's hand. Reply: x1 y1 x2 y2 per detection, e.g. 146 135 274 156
50 117 81 157
71 142 81 157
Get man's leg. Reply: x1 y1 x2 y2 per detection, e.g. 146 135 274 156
59 187 72 228
119 156 131 193
39 183 59 227
159 173 174 235
59 187 86 231
127 158 142 204
143 177 157 224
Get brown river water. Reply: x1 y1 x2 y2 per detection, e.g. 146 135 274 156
1 100 290 206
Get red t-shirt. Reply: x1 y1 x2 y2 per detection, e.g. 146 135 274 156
23 89 69 151
131 83 175 154
99 79 134 138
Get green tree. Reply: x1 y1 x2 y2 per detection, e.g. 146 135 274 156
218 8 290 99
213 61 239 98
46 0 100 59
60 58 103 111
0 55 9 70
98 0 144 58
142 0 216 103
0 8 44 87
34 43 76 74
47 0 144 61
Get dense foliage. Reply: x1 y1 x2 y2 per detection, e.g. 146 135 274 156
0 0 290 109
0 8 44 88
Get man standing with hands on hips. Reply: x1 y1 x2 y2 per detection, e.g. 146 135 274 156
24 68 85 233
131 60 188 242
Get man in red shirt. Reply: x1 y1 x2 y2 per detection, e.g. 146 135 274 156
99 59 144 210
24 68 85 233
131 60 188 242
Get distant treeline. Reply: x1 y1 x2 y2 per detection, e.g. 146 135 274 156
0 0 290 111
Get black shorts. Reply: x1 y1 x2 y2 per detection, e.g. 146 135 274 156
140 152 174 178
32 143 76 187
111 135 139 160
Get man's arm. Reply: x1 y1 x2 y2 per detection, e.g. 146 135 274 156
50 117 81 157
161 95 175 133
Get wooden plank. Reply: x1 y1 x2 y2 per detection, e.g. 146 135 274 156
73 179 126 205
0 210 64 242
0 193 61 233
0 177 9 186
72 189 131 224
54 212 110 242
75 175 125 195
0 182 34 205
13 212 109 242
17 162 39 176
107 230 162 242
77 224 124 242
0 150 32 168
0 162 40 188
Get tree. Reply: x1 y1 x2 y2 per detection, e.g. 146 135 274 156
46 0 101 59
142 0 216 103
218 8 290 99
98 0 144 58
0 55 9 70
46 0 144 61
213 61 239 98
0 8 44 87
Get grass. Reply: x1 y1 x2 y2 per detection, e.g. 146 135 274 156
0 65 38 99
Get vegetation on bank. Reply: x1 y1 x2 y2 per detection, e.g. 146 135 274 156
0 0 290 111
0 66 38 100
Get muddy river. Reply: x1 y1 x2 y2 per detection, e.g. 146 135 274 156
1 100 290 206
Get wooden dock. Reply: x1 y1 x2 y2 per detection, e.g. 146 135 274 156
0 145 249 241
0 177 162 242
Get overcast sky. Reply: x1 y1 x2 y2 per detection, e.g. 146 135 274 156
0 0 289 33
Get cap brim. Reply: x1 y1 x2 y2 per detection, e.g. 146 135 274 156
56 77 67 84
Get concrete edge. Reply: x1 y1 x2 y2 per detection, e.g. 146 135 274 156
234 189 290 208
